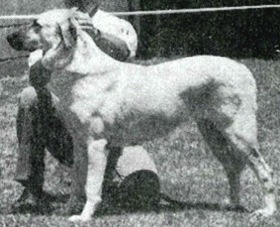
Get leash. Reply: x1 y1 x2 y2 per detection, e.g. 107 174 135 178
1 4 280 20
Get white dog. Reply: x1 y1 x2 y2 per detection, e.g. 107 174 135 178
7 8 276 223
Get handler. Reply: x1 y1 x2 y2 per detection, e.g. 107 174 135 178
13 0 160 212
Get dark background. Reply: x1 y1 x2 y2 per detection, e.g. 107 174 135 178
134 0 280 59
1 0 280 62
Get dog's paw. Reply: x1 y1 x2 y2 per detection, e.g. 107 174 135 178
69 214 91 222
219 199 249 213
249 208 275 224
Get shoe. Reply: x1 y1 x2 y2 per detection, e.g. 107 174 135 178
12 188 53 214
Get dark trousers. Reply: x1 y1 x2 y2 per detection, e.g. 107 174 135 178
15 86 74 195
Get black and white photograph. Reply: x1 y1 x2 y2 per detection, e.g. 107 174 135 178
0 1 280 226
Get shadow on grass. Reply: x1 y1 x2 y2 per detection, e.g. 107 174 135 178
8 192 249 217
10 192 70 215
96 193 250 217
157 193 249 213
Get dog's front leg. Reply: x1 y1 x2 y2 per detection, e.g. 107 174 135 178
69 137 108 222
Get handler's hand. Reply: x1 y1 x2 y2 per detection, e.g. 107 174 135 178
74 11 99 36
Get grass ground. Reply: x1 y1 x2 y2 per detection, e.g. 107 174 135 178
0 58 280 226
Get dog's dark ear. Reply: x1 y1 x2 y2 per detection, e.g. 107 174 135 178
57 18 77 49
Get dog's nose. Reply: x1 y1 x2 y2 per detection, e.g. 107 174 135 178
7 31 25 51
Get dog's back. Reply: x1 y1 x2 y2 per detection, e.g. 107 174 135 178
66 55 256 146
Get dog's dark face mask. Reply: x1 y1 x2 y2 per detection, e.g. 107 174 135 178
7 9 79 70
7 20 43 52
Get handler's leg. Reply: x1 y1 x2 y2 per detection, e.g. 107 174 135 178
15 60 53 202
15 87 47 202
45 108 74 168
116 170 160 211
111 146 160 211
15 86 74 203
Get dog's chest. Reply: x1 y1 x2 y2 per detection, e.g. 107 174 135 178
48 71 83 106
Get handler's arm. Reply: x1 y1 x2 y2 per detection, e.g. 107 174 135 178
92 30 130 61
75 12 131 61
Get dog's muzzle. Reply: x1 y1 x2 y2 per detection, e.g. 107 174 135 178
7 29 37 52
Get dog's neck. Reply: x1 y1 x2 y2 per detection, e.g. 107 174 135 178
65 31 122 75
42 44 74 70
42 29 123 76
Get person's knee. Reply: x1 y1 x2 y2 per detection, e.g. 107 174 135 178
18 87 38 109
116 170 160 210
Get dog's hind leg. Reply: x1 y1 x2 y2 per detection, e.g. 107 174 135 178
246 149 276 222
213 106 277 223
222 113 276 221
69 138 108 222
197 119 246 210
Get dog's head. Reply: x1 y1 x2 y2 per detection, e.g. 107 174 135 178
7 9 81 69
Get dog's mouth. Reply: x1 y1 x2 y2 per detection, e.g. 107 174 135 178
7 29 38 52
